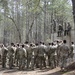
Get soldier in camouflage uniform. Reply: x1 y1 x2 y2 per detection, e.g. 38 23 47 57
69 42 74 62
22 44 27 69
7 43 14 69
59 40 69 71
66 23 71 35
71 42 75 62
38 42 46 69
24 41 29 69
18 44 26 70
50 43 57 69
58 24 63 37
12 44 16 66
27 44 33 69
56 41 61 66
31 43 39 70
1 44 8 68
46 43 51 67
15 43 20 66
42 42 47 68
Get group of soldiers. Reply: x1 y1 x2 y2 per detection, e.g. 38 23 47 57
58 23 71 37
0 40 74 71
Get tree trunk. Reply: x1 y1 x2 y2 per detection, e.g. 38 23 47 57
44 0 47 42
72 0 75 43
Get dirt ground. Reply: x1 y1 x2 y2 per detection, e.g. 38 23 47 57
0 67 74 75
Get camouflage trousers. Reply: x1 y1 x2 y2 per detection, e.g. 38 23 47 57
50 55 57 68
60 56 68 69
58 31 62 37
31 55 39 69
38 56 46 69
57 54 60 66
2 57 6 68
19 58 26 70
9 56 13 69
27 55 32 69
15 58 19 67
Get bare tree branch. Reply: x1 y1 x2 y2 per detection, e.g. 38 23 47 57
6 16 21 43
